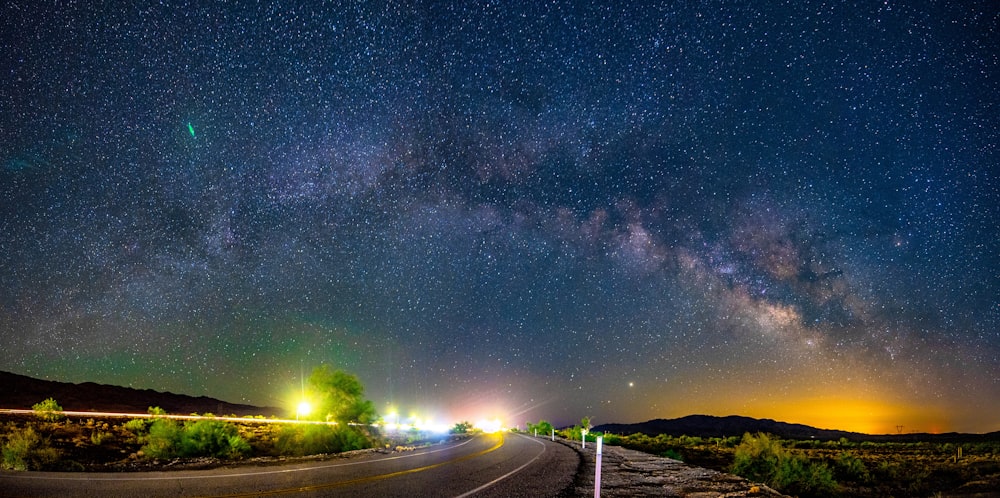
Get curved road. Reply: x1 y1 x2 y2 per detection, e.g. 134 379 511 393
0 433 579 498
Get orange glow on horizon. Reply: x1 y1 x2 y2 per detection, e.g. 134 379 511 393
740 396 951 435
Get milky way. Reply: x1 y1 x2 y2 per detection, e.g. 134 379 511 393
2 1 997 433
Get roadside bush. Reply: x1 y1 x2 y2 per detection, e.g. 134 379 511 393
561 425 582 441
32 398 64 421
179 420 249 459
731 432 838 497
274 424 372 456
2 427 60 470
140 419 250 460
142 419 182 459
662 448 683 461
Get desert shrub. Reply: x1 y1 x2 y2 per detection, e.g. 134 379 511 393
274 424 371 456
227 434 251 457
774 453 837 496
148 406 167 416
2 427 60 470
90 431 114 446
875 460 900 480
971 442 1000 455
141 419 250 459
403 427 423 444
560 425 583 442
142 419 182 459
32 398 64 421
732 433 785 482
731 432 838 497
662 448 683 461
790 439 822 449
678 435 703 446
179 420 249 459
124 418 151 433
834 451 870 483
603 433 621 446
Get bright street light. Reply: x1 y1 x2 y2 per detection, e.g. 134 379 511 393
296 401 312 420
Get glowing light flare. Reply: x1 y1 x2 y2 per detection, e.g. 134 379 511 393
474 418 503 433
296 401 312 418
378 411 448 433
382 411 399 431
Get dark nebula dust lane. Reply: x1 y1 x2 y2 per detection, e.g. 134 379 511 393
1 1 997 433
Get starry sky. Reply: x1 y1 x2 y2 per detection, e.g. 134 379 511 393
2 1 997 434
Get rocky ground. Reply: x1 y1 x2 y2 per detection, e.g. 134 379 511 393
557 438 788 497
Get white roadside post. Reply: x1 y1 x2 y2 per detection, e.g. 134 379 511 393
581 428 588 449
551 428 555 441
594 436 603 498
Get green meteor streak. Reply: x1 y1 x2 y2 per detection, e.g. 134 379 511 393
187 122 195 137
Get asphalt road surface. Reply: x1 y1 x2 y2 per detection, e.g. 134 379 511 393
0 433 580 498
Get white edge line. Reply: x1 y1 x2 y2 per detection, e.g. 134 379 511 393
452 433 547 498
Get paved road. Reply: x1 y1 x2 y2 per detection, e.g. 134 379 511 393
0 433 579 498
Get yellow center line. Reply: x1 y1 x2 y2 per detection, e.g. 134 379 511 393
205 434 505 498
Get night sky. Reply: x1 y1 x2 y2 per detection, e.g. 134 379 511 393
2 1 997 434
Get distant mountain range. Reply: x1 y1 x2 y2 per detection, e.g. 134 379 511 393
0 371 283 417
594 415 1000 443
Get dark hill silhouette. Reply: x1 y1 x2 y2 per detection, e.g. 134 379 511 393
594 415 1000 443
0 371 283 417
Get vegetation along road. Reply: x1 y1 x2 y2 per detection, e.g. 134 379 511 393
0 432 579 498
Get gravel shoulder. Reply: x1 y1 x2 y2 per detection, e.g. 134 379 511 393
554 438 788 497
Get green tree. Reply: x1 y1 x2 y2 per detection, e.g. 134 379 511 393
305 365 378 424
32 398 64 421
450 421 473 434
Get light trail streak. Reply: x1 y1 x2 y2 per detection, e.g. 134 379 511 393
0 409 332 426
